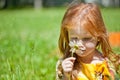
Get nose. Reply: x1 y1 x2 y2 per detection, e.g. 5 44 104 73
78 40 86 50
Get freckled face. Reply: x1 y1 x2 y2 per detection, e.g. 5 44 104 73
68 26 98 57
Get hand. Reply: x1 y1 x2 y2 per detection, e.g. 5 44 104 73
62 57 76 75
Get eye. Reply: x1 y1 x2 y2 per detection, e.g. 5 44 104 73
82 37 92 42
70 37 78 41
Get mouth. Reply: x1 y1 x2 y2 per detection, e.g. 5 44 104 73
76 49 86 55
77 49 95 57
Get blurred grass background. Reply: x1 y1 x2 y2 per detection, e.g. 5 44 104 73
0 7 120 80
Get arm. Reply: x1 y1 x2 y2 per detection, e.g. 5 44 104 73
56 59 64 80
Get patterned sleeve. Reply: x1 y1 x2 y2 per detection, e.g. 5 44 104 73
105 58 117 80
105 58 116 74
56 59 64 80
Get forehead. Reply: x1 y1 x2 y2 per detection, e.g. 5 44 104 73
68 26 91 36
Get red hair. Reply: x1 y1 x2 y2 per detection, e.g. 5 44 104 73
59 3 120 74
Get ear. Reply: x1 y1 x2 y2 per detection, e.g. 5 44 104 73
97 39 100 42
96 37 100 47
97 37 100 42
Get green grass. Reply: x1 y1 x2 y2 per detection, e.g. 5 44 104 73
0 7 120 80
101 8 120 32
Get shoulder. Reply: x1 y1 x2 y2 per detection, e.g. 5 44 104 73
91 53 105 64
105 58 116 71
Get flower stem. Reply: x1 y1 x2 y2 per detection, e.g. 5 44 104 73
71 52 73 57
71 48 75 57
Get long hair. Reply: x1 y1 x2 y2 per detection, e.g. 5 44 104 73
58 3 120 75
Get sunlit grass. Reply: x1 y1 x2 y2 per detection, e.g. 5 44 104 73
101 8 120 32
0 7 120 79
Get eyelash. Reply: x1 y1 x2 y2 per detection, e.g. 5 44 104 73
70 37 92 42
82 37 92 41
71 37 78 41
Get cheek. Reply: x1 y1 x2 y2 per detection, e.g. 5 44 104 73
85 42 96 48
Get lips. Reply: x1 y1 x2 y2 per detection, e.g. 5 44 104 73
75 49 85 55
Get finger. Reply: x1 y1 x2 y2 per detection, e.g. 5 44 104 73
62 62 73 70
65 57 76 61
65 63 73 68
64 57 76 62
63 61 74 66
64 67 73 72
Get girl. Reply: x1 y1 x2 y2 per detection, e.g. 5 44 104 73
56 3 120 80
